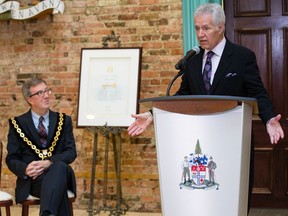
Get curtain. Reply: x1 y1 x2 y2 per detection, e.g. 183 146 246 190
182 0 223 53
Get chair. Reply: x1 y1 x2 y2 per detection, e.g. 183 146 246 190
0 141 13 216
20 190 75 216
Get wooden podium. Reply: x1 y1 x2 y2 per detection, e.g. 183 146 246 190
140 95 258 216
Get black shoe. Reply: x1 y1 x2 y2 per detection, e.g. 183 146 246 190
40 211 55 216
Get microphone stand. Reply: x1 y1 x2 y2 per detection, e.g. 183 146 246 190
166 70 184 96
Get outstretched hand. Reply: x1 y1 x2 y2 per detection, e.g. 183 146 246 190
266 114 284 144
127 112 153 136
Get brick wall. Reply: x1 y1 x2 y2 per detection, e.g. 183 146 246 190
0 0 184 212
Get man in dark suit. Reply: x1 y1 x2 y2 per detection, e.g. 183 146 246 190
6 77 77 216
128 2 284 147
127 2 284 214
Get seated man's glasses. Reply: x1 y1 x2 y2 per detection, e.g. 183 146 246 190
29 88 52 98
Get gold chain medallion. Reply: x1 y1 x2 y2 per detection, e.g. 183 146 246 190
11 113 64 160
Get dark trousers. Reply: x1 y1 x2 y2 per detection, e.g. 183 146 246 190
30 161 74 216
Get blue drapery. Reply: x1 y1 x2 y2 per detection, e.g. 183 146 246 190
182 0 222 53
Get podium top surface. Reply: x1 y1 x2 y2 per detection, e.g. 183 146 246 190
139 95 258 115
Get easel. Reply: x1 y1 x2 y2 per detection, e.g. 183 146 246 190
86 31 130 215
87 125 128 216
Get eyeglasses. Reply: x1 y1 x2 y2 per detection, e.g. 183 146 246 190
29 88 52 98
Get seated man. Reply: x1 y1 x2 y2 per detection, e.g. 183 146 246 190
6 77 77 216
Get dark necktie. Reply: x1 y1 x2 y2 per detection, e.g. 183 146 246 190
203 51 214 94
38 116 48 147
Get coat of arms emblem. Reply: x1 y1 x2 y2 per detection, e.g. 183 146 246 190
180 139 219 190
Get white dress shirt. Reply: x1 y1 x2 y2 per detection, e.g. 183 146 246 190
202 37 226 84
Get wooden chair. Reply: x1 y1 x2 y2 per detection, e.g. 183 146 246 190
20 190 75 216
0 141 13 216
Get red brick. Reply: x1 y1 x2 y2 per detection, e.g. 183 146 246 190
0 0 184 212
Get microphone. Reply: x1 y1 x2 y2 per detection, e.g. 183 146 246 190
166 46 200 96
174 46 200 70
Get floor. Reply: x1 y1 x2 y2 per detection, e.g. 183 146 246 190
6 205 161 215
249 208 288 216
4 206 288 216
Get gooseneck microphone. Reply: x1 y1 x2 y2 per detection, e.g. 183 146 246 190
166 46 201 96
174 46 200 70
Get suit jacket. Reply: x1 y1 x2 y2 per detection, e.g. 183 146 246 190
175 39 275 124
6 109 77 203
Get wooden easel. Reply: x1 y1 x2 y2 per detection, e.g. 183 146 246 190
87 125 128 216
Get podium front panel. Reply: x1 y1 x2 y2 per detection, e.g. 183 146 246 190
153 103 252 216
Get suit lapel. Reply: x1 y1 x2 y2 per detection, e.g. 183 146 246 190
194 49 207 94
210 40 233 94
47 110 57 145
18 111 42 147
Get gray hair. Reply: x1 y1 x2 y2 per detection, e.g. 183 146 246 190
194 3 226 30
22 77 46 100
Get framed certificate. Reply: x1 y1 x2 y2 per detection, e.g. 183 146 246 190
77 47 142 127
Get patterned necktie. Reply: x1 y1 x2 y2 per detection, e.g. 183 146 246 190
203 51 214 94
38 116 48 147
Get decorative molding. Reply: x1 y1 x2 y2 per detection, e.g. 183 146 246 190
0 0 64 21
234 0 271 17
283 0 288 15
253 148 274 195
102 31 121 48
